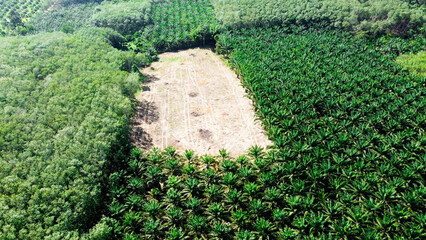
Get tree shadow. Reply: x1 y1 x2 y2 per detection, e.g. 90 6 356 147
130 126 153 150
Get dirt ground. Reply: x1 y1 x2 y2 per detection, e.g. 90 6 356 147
131 48 272 156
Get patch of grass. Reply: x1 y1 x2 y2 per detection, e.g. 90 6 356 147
397 51 426 76
162 56 181 63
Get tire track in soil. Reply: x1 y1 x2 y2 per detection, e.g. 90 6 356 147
187 55 216 150
209 50 260 148
181 65 195 146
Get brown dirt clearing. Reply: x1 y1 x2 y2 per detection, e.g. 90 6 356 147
131 48 271 156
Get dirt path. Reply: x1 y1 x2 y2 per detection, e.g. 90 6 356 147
131 48 271 156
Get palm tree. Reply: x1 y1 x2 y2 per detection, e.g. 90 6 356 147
205 184 223 203
167 227 187 240
248 145 264 159
144 199 163 218
165 146 177 158
219 148 230 160
207 202 225 221
144 218 163 239
254 218 276 239
184 149 195 162
235 229 256 240
185 197 203 214
201 154 216 169
164 206 183 226
232 209 250 230
187 215 207 237
183 177 203 198
210 221 232 239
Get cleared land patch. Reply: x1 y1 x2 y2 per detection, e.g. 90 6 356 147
132 48 271 155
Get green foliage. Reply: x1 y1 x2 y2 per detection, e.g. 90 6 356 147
400 0 425 6
130 0 220 52
2 1 425 239
91 0 151 36
215 28 425 238
374 33 426 55
27 0 151 36
397 50 426 76
0 0 48 35
84 217 115 240
211 0 425 36
216 27 425 166
27 2 100 34
76 27 126 49
108 140 425 238
0 32 143 239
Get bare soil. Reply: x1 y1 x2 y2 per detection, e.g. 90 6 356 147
131 48 272 156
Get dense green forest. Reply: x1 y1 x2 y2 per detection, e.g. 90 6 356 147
0 0 425 239
25 0 151 35
212 0 425 36
0 29 147 239
27 2 100 34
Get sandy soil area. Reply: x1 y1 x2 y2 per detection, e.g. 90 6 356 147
131 48 271 156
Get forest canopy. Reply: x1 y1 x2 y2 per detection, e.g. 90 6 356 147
0 30 142 239
212 0 425 36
